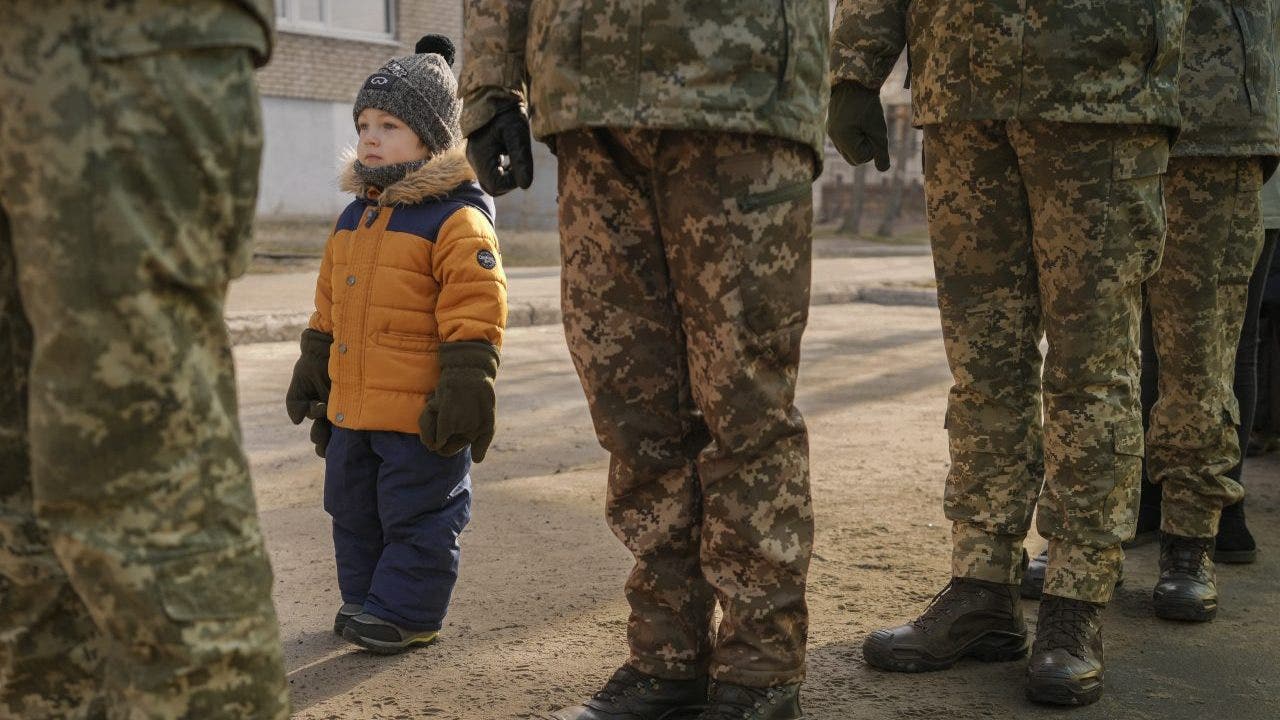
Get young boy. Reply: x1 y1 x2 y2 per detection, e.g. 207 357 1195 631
285 34 507 654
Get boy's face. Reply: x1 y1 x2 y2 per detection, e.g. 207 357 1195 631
357 108 428 167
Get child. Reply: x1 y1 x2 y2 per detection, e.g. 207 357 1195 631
285 35 507 654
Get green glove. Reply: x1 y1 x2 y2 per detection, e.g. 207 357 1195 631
419 341 500 462
285 329 332 425
827 81 891 172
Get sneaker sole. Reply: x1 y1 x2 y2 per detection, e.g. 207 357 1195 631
1026 672 1103 706
1214 548 1258 564
862 630 1030 673
1153 594 1217 622
341 625 439 654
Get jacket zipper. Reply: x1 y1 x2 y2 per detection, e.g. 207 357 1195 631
1144 0 1161 80
1230 5 1256 112
778 0 790 86
364 206 381 228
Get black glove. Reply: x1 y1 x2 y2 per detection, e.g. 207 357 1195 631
418 342 500 462
827 81 891 172
286 328 332 425
306 401 331 458
465 105 534 196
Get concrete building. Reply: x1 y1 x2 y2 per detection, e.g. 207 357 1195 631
254 0 558 231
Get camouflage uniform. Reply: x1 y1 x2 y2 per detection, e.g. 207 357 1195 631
461 0 828 686
1145 0 1280 539
832 0 1186 603
0 2 288 718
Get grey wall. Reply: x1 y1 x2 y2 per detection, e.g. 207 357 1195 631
257 96 360 218
491 141 558 232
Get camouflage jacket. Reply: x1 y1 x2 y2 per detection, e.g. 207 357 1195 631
831 0 1187 128
1173 0 1279 159
459 0 829 161
87 0 273 67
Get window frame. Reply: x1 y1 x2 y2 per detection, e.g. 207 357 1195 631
275 0 399 45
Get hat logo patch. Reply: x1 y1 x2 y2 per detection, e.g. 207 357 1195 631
477 249 498 270
364 73 395 90
384 60 409 77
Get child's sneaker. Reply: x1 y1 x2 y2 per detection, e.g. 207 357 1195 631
333 603 363 636
341 612 439 654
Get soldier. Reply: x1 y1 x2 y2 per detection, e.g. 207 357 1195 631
1021 0 1280 621
461 2 828 719
0 1 289 718
829 0 1185 706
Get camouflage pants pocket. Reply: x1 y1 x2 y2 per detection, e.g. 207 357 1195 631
91 46 263 292
716 147 814 358
942 400 1041 534
1039 421 1142 548
156 541 274 622
1099 133 1170 289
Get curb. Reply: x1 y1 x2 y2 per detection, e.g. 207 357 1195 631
227 284 937 346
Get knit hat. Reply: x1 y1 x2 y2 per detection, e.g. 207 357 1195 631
353 35 461 155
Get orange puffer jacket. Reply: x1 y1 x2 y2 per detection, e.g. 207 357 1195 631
309 145 507 434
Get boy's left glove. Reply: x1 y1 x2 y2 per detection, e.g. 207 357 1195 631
418 341 500 462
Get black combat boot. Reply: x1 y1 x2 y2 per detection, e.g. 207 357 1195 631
862 577 1029 672
1026 594 1105 706
1020 549 1122 600
1153 533 1218 621
1215 504 1257 564
548 665 707 720
691 682 802 720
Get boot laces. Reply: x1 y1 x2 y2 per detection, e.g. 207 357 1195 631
697 683 778 720
592 666 658 704
910 579 975 631
1162 536 1211 577
1037 596 1097 654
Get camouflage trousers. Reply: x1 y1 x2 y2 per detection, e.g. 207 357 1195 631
0 7 288 719
556 128 815 686
927 121 1169 604
1146 157 1263 538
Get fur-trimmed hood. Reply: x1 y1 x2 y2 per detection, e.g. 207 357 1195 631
339 143 477 207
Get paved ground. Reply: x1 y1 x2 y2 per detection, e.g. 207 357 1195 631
238 302 1280 720
225 254 939 344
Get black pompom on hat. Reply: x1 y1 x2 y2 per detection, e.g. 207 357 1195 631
415 34 455 66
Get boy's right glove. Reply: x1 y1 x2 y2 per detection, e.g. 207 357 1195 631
465 103 534 196
827 80 892 171
418 341 500 462
285 329 334 457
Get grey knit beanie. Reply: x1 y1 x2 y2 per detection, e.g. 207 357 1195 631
353 35 461 154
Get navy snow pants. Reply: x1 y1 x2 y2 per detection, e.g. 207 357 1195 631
323 427 472 631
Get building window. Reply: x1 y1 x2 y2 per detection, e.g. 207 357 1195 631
276 0 396 42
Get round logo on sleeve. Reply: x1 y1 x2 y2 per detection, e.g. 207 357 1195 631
477 249 498 270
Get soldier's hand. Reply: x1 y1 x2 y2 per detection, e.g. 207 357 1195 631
828 81 891 172
285 329 333 425
418 342 499 463
466 104 534 196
